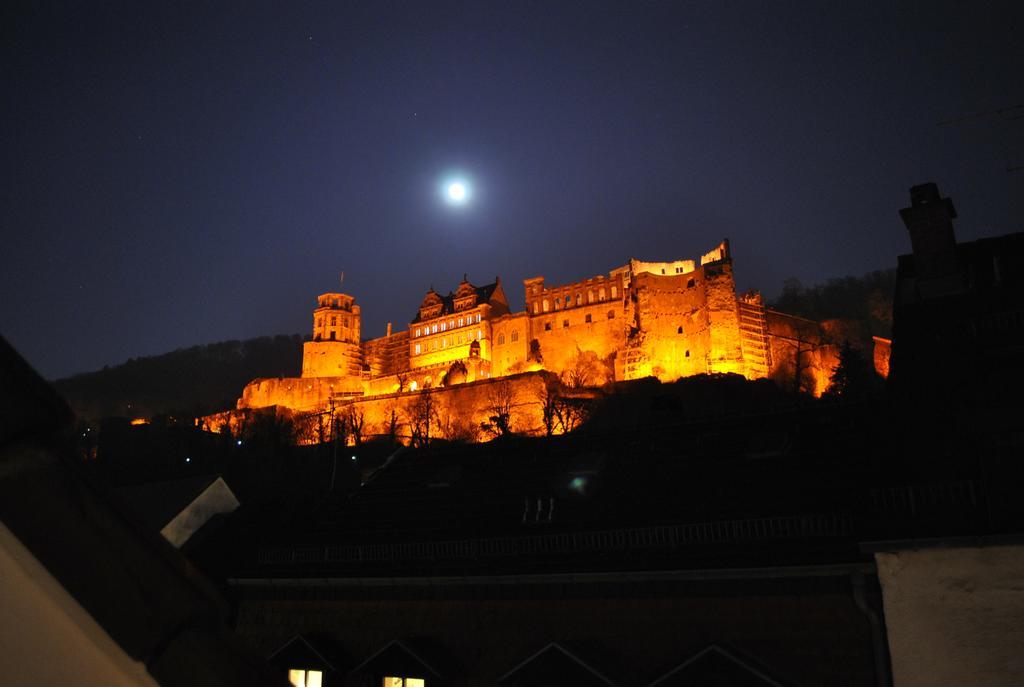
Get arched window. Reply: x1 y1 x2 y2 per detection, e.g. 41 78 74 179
441 321 446 331
611 286 618 298
497 333 505 345
511 330 519 342
414 343 421 355
477 329 482 340
677 326 683 334
432 324 438 334
409 380 418 391
576 293 582 306
543 299 549 312
599 287 606 300
565 295 571 305
415 328 421 337
588 291 594 303
533 302 539 314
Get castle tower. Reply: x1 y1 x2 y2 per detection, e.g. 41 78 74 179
899 182 959 282
301 293 364 378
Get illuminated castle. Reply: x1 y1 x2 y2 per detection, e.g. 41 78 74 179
213 239 872 439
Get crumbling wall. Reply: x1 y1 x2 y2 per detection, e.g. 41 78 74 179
526 300 624 384
237 376 362 411
344 371 553 443
765 311 838 396
703 262 746 376
630 270 712 381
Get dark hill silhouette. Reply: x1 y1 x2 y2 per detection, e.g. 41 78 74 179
54 334 303 421
769 268 896 337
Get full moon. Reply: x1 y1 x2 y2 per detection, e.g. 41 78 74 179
446 180 469 204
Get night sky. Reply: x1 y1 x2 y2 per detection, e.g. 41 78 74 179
4 1 1022 380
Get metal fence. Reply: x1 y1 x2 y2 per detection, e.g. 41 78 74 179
258 513 853 566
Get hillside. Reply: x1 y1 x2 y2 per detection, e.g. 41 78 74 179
54 334 304 421
768 268 896 337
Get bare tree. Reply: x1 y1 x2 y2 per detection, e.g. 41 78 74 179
405 390 439 448
537 375 561 437
395 371 409 393
771 318 822 395
536 373 590 436
344 405 365 446
381 399 402 444
561 347 605 388
480 380 517 437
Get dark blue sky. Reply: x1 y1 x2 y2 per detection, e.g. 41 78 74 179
4 1 1022 379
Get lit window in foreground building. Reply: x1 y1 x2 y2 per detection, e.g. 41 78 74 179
288 669 323 687
384 677 425 687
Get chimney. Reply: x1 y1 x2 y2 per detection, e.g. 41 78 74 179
899 183 959 281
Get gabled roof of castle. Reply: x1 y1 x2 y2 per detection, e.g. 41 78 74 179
411 280 500 323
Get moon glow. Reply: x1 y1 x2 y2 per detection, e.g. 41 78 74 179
445 180 469 205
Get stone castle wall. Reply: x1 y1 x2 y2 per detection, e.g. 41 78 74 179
209 239 890 434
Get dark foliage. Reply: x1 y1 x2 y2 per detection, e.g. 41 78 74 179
823 341 882 400
53 334 304 420
769 269 896 337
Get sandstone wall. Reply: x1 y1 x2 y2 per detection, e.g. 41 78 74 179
301 340 362 378
363 331 409 378
344 371 552 443
489 312 531 376
703 262 746 376
526 298 625 384
765 311 839 396
238 376 362 411
629 270 713 381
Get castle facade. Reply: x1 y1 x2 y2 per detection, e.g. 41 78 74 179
233 239 802 415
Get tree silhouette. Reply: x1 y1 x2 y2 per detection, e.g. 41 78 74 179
824 341 878 400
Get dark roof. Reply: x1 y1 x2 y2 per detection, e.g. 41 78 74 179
0 335 277 687
410 281 499 323
116 475 222 532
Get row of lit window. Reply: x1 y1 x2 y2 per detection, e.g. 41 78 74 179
415 313 482 337
289 671 424 687
316 315 351 328
413 329 482 354
538 310 616 332
318 297 352 310
532 285 618 314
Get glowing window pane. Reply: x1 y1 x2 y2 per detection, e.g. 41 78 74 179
407 680 425 687
289 669 322 687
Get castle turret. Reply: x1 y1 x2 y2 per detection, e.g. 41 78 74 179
302 292 363 378
899 183 959 283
